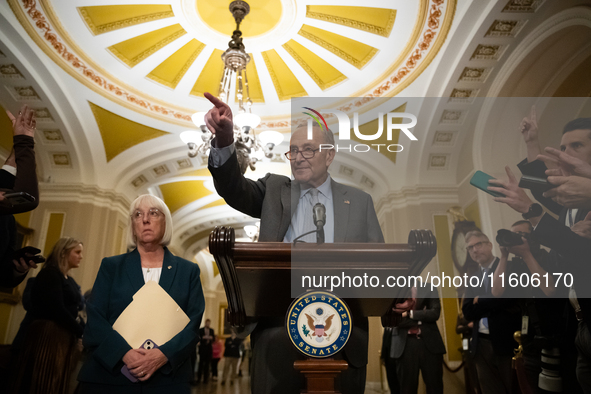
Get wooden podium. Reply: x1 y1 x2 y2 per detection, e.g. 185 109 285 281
209 227 437 393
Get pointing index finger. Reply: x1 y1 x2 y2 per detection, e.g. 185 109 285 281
204 92 226 108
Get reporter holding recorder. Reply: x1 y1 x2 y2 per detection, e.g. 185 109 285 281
77 194 204 394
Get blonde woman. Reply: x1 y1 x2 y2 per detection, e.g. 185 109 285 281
11 237 85 394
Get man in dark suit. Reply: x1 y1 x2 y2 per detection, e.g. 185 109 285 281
204 93 384 394
462 231 521 394
196 319 214 383
386 286 446 394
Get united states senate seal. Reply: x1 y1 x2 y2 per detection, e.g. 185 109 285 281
286 291 352 358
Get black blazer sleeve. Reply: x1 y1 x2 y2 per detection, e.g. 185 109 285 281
208 151 268 218
0 135 39 215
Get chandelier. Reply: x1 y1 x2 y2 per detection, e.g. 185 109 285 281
181 0 283 174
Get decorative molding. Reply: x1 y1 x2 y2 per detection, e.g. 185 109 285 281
0 64 25 79
131 175 148 188
502 0 546 13
9 0 192 125
51 152 71 167
78 8 174 35
458 67 491 83
108 29 186 68
470 44 506 61
152 164 170 177
449 88 478 103
360 175 375 189
176 158 193 169
375 185 459 213
440 110 465 124
485 19 526 37
282 43 346 90
339 165 354 177
298 29 378 69
262 51 288 101
41 129 64 144
7 85 41 101
428 154 450 170
432 131 457 146
306 8 396 38
147 44 204 89
33 107 54 122
39 182 131 215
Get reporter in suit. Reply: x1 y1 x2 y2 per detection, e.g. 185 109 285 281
78 195 205 394
204 92 384 394
389 286 446 394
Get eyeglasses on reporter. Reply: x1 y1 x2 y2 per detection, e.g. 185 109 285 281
466 241 490 252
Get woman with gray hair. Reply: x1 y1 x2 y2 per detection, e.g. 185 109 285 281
78 194 204 393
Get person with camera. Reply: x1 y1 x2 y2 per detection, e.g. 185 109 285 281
462 231 521 394
491 221 583 393
0 105 41 288
488 111 591 392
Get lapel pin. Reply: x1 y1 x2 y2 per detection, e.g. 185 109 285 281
168 265 172 269
344 200 350 204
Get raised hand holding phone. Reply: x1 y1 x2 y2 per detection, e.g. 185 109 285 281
487 166 534 214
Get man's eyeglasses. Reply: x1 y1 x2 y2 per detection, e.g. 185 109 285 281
131 208 163 221
285 148 319 160
466 241 489 252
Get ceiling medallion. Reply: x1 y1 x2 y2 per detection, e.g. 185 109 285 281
9 0 455 127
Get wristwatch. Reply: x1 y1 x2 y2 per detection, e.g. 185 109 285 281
522 203 543 219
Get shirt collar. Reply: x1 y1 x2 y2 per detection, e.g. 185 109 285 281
481 256 496 271
300 175 332 199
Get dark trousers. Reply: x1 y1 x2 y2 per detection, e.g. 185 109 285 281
394 337 443 394
384 357 400 394
78 382 190 394
576 321 591 394
211 358 220 378
197 352 212 382
474 338 512 394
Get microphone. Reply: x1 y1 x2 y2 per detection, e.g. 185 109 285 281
313 203 326 244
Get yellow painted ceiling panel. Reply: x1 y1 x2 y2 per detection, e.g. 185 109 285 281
0 105 14 152
306 6 396 38
78 5 174 35
108 24 186 68
89 102 169 162
147 39 205 89
159 180 212 213
202 198 226 210
175 168 211 177
190 49 225 97
196 0 282 37
298 25 378 69
283 39 346 90
236 55 265 103
350 103 406 164
262 50 307 101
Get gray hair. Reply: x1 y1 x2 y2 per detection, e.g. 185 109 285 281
464 230 489 244
127 194 173 249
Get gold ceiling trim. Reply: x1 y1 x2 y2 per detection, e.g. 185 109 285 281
9 0 454 128
365 0 456 98
8 0 194 126
147 40 205 89
262 50 308 101
283 40 346 90
78 6 174 36
108 24 186 68
298 26 378 69
306 6 396 38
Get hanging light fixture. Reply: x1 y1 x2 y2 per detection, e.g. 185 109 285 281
181 1 283 173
